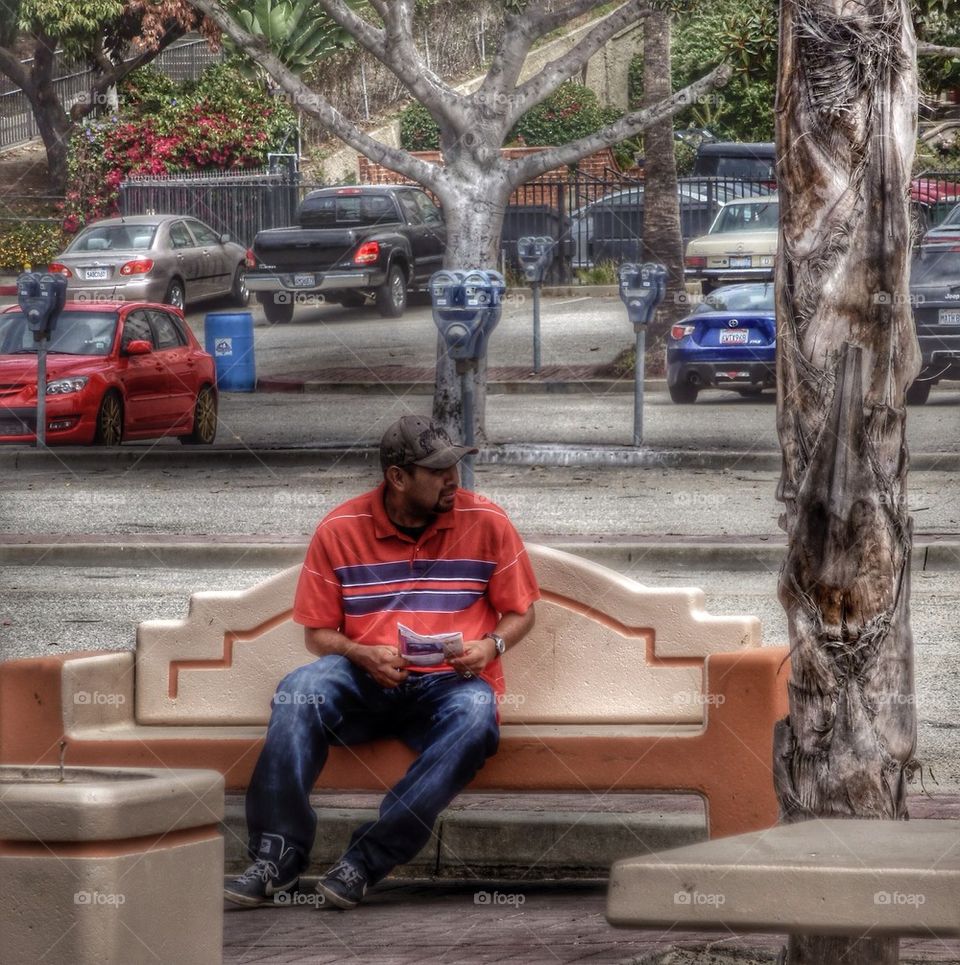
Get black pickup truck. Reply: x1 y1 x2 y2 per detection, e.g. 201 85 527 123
247 185 446 323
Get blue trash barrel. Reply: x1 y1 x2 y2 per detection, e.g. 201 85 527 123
204 312 255 392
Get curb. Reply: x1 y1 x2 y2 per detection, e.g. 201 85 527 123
256 378 655 395
4 444 959 472
2 538 957 571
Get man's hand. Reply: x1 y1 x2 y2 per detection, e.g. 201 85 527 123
350 645 409 689
448 638 496 679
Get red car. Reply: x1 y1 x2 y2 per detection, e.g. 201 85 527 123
0 301 217 445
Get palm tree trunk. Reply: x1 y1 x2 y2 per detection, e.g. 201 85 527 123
641 11 685 341
773 0 921 962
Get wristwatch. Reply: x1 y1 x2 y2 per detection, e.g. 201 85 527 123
484 632 506 656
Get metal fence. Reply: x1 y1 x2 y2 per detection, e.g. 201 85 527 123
0 38 222 152
116 170 960 285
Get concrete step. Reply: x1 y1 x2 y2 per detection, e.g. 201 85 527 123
221 791 708 879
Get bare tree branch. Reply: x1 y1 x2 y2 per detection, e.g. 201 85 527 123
507 0 650 125
509 61 733 184
0 46 33 92
312 0 459 129
189 0 442 187
919 42 960 57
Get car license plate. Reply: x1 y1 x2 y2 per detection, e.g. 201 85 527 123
293 273 315 287
719 330 749 345
938 309 960 325
728 256 752 268
84 267 109 280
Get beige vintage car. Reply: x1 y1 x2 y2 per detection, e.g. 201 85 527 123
684 196 778 293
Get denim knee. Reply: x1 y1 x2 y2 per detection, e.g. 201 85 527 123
446 685 500 756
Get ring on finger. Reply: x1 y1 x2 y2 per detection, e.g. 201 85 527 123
463 670 474 679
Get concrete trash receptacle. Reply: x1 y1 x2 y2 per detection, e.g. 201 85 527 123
205 311 255 391
0 765 224 965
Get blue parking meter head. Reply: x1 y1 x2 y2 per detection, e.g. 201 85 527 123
517 235 555 283
618 261 666 328
429 269 465 308
17 270 63 339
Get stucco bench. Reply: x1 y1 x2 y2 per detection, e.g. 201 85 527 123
0 544 789 840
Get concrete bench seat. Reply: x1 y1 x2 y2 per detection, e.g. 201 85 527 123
0 544 789 842
607 818 960 937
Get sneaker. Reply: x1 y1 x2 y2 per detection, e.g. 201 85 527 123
315 860 368 910
224 833 301 907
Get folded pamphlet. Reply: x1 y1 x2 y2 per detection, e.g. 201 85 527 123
398 623 464 667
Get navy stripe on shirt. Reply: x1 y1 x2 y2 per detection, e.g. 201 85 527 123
335 558 496 588
342 588 486 616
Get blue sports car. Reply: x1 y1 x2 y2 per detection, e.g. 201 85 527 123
666 282 776 404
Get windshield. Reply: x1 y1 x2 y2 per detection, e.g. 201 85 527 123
937 204 960 228
712 200 779 233
911 246 960 285
68 224 157 253
0 311 118 356
694 284 776 314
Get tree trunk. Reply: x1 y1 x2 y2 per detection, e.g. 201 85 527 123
641 10 685 341
23 36 70 193
431 164 512 443
773 1 920 963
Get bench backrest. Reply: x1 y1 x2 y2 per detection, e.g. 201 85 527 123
135 544 760 726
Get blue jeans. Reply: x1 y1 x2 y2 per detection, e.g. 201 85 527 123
245 655 500 884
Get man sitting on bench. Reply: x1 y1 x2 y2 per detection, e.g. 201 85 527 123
225 415 540 910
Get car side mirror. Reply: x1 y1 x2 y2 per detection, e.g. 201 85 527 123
124 339 152 356
220 233 231 244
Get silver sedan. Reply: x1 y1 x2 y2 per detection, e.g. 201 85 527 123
50 215 250 310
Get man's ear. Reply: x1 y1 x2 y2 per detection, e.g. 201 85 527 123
385 465 407 491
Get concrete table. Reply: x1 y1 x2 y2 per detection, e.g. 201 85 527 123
0 764 224 965
607 818 960 937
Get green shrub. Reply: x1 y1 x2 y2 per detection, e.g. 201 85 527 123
399 102 440 151
0 221 67 272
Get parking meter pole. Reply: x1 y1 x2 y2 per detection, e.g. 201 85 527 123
532 283 542 373
36 340 47 448
633 329 645 447
459 362 475 492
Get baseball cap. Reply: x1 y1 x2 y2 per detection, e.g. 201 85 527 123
379 415 478 471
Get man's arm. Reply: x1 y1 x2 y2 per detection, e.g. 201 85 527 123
305 627 409 689
448 606 536 677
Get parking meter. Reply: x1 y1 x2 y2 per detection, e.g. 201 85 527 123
618 262 667 331
18 271 66 341
431 269 504 364
430 268 506 491
17 271 67 449
517 236 555 285
618 262 667 449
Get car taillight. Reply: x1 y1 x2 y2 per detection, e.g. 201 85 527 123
354 241 380 265
48 263 72 277
245 248 256 268
685 255 706 269
671 324 696 340
119 259 154 276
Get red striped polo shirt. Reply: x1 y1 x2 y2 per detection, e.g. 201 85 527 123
293 483 540 696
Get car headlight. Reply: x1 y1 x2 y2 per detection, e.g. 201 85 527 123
46 376 89 395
